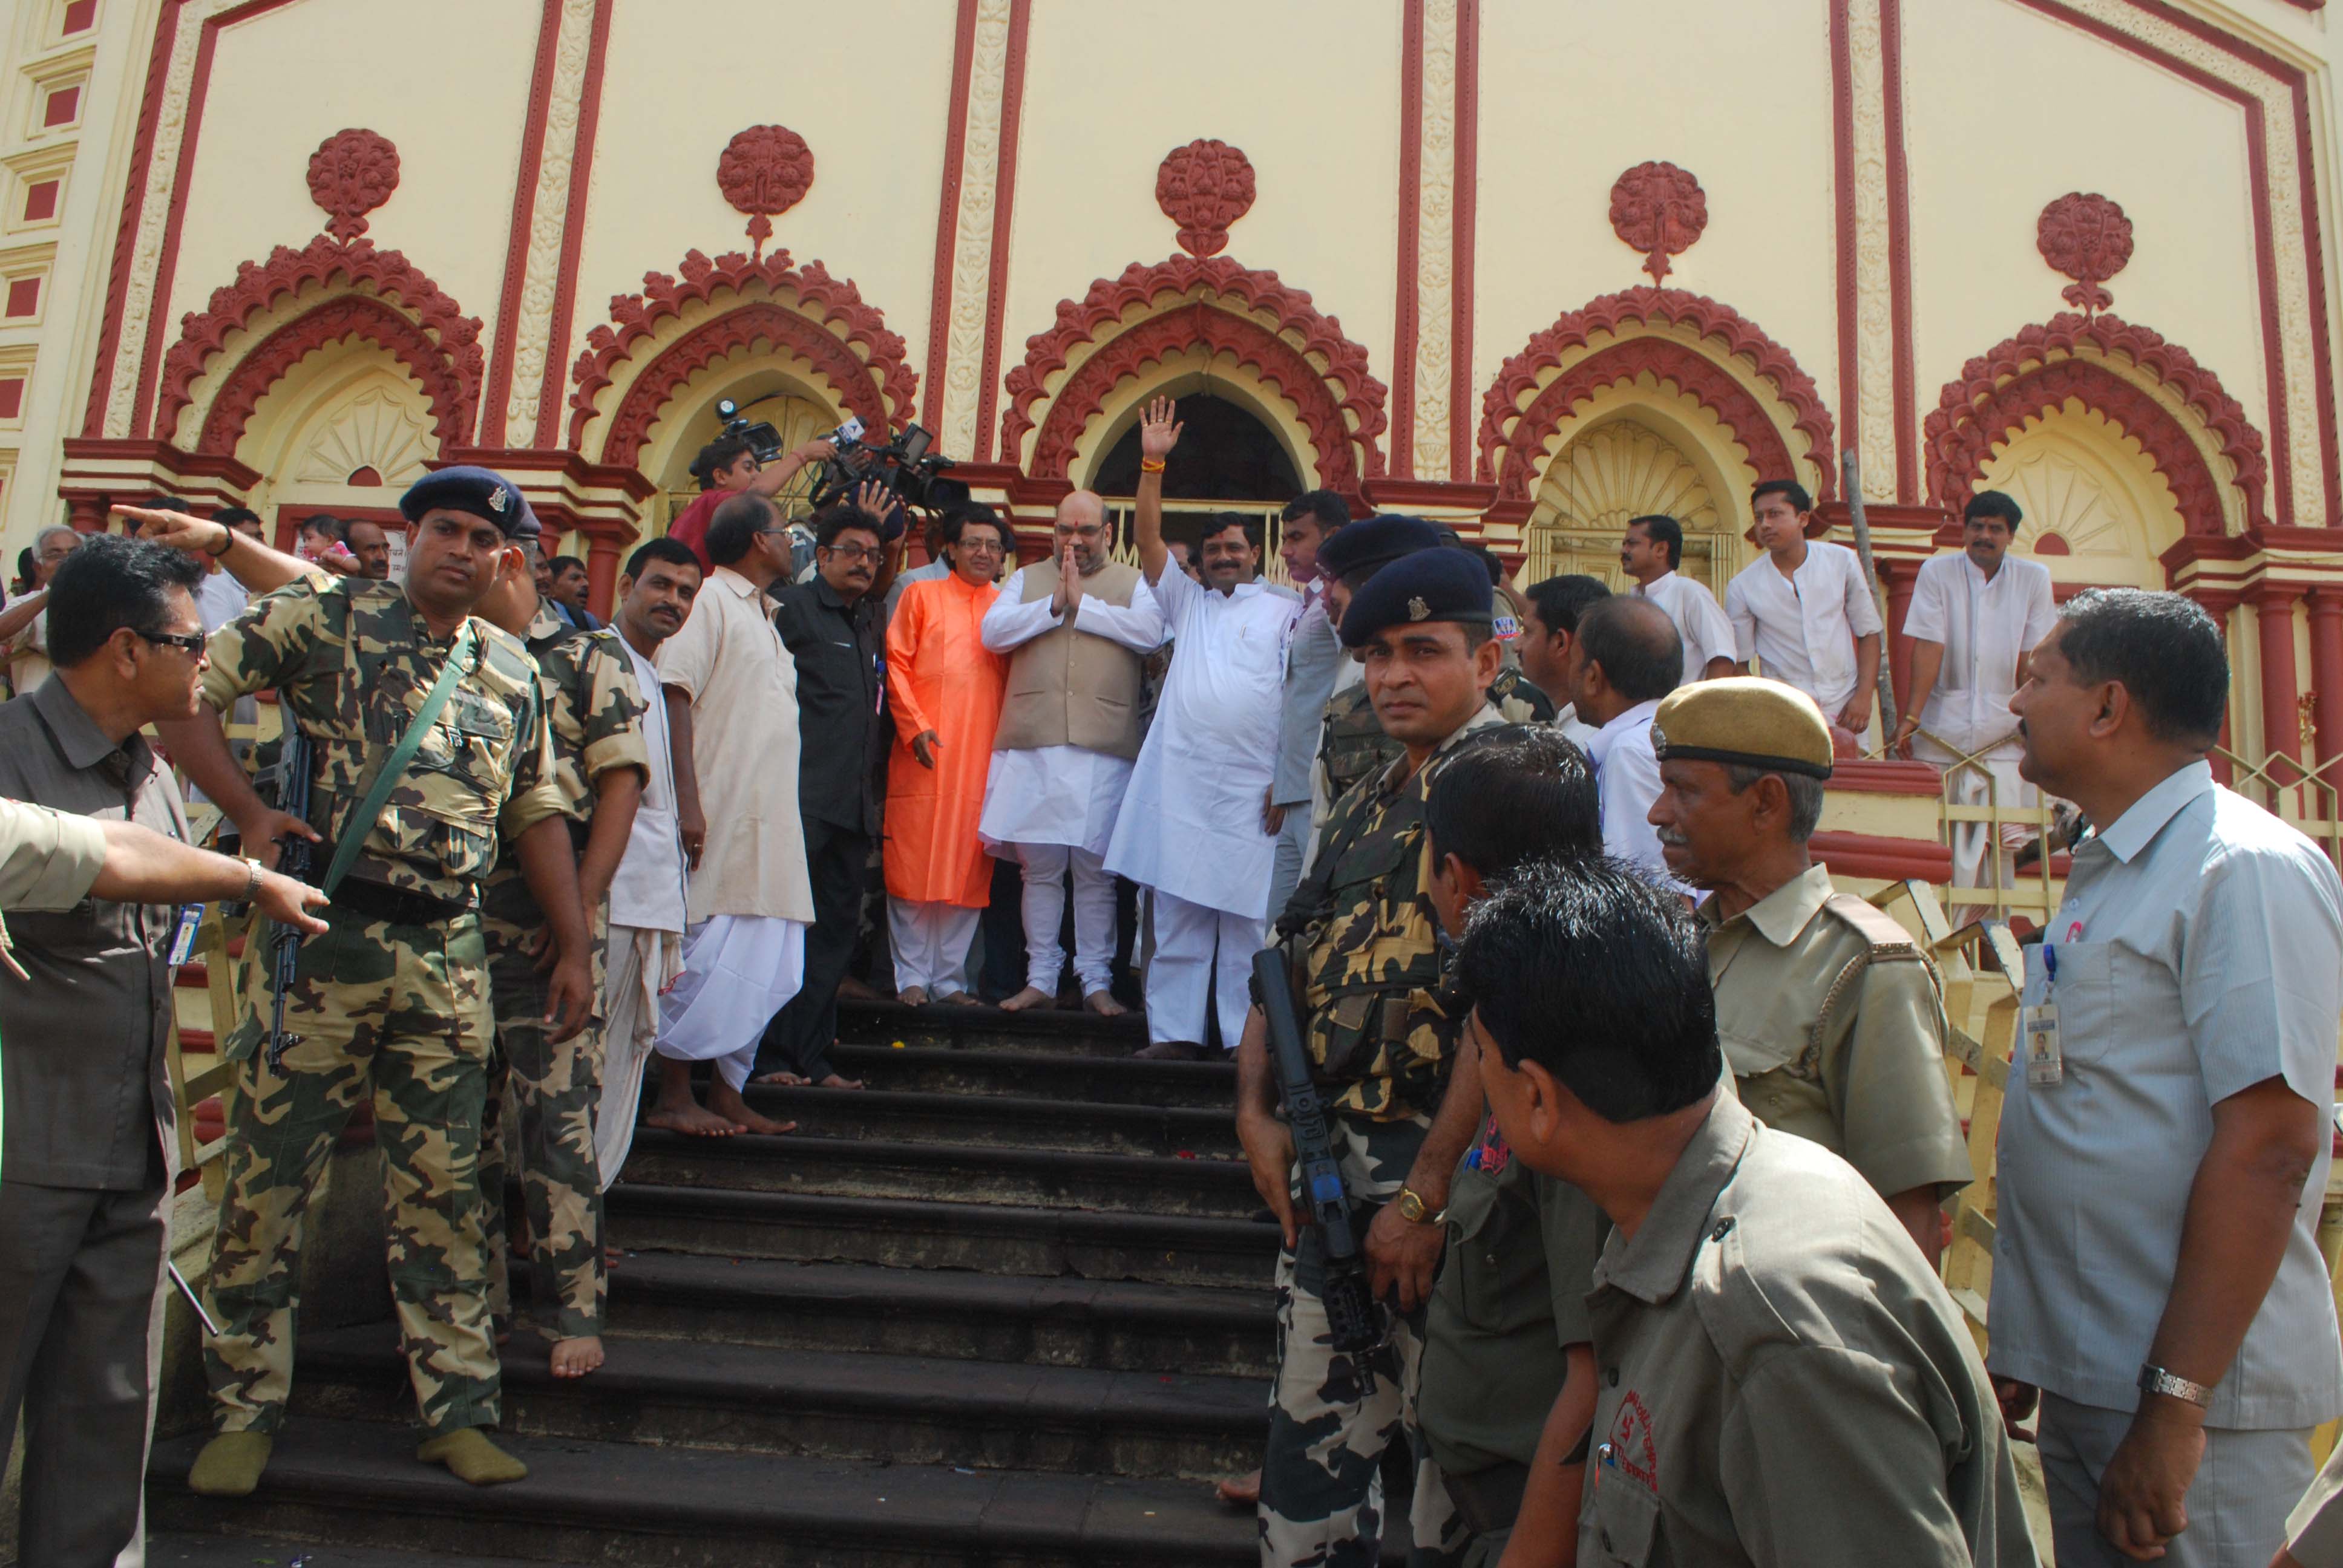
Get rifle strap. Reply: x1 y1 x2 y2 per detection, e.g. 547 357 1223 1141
320 621 479 898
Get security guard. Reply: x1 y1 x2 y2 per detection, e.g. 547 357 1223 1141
471 532 649 1379
163 466 590 1496
1645 677 1971 1264
1457 858 2037 1568
1414 728 1609 1568
1245 546 1509 1568
1313 518 1555 806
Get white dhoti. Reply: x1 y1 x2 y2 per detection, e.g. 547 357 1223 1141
981 743 1135 1002
597 922 683 1189
1914 732 2037 908
889 901 981 995
656 915 805 1091
1145 889 1265 1050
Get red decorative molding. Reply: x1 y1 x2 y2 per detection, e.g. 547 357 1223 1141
1391 0 1425 475
1882 0 1917 503
1828 0 1861 475
1812 829 1955 884
1154 140 1255 260
528 0 614 448
1922 312 2266 538
154 234 483 448
1000 255 1388 481
1829 757 1953 797
80 0 185 438
598 302 888 471
1488 338 1797 517
1449 0 1480 483
1476 287 1835 497
1608 162 1708 286
197 294 468 454
479 0 568 448
920 0 985 433
718 124 814 260
305 128 399 241
566 247 916 454
969 0 1032 462
1024 301 1368 492
2036 192 2134 316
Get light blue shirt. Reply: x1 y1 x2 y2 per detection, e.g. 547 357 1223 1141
1989 760 2343 1428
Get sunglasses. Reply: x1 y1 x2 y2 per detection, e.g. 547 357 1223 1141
137 629 208 656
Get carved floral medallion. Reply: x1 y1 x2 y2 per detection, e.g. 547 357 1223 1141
718 125 816 257
307 129 400 241
2036 193 2133 317
1155 139 1256 258
1608 162 1708 285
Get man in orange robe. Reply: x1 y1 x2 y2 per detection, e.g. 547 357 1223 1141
885 506 1009 1003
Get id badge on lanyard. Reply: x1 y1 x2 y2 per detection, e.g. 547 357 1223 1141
2022 944 2063 1086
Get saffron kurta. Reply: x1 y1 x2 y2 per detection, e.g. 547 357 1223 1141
885 572 1007 907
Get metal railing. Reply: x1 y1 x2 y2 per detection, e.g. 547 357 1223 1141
1897 724 2062 921
1098 501 1293 587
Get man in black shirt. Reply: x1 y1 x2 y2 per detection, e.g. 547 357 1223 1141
759 489 895 1088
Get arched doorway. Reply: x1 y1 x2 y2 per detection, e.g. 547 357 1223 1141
1521 394 1744 593
643 370 846 536
1086 388 1305 584
1970 400 2184 590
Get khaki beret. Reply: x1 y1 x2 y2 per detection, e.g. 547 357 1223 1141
1650 677 1835 779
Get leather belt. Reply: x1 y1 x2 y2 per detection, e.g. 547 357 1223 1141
1442 1460 1530 1537
331 877 477 928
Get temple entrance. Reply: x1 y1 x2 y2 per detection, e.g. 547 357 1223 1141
1092 391 1304 584
1522 411 1742 595
650 376 845 534
1971 402 2181 592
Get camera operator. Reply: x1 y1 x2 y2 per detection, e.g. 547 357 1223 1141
667 431 836 575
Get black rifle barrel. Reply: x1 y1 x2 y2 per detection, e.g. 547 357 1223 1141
264 730 315 1073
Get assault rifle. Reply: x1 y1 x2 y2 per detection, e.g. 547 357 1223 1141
1251 949 1383 1361
261 730 316 1073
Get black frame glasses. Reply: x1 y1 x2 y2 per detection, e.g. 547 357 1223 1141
137 629 208 656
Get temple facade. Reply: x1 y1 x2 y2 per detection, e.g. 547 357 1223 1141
0 0 2339 786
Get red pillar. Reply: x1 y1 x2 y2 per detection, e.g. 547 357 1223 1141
65 494 107 532
2191 589 2240 785
2309 587 2343 799
585 535 623 622
1880 559 1919 714
2249 583 2305 792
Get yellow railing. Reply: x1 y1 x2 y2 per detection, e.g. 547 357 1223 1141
1099 501 1294 588
1898 725 2062 922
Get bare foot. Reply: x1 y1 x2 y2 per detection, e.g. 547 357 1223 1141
1084 989 1129 1018
708 1081 798 1137
1216 1469 1260 1506
937 991 985 1007
549 1335 605 1379
753 1069 811 1086
646 1099 741 1137
837 975 880 1001
604 1245 624 1269
998 985 1053 1013
816 1072 865 1091
899 986 929 1007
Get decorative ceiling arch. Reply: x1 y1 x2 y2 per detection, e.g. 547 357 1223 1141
1923 312 2266 538
198 294 465 457
1001 255 1387 486
156 233 483 449
1478 287 1833 500
566 247 916 457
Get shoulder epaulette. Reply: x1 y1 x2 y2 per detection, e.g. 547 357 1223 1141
1821 892 1922 958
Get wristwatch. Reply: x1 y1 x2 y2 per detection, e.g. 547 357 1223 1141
1395 1186 1443 1225
2137 1364 2213 1408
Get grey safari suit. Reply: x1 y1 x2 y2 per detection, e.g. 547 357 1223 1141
1579 1094 2035 1568
1700 864 1971 1202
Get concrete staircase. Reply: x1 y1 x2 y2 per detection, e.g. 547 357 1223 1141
146 1001 1285 1567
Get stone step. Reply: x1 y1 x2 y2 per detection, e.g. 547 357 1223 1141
838 1000 1158 1059
739 1083 1241 1157
150 1532 546 1567
149 1416 1262 1567
827 1044 1234 1108
618 1131 1257 1218
605 1185 1280 1289
292 1325 1266 1478
604 1252 1274 1377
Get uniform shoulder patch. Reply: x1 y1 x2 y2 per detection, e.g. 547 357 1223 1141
1820 893 1921 957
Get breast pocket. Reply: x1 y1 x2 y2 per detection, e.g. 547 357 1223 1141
2027 938 2118 1069
1585 1470 1660 1566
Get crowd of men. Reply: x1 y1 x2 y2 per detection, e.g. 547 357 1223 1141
0 403 2338 1568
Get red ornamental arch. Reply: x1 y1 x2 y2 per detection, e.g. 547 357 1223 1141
1924 313 2266 538
156 234 482 446
1478 287 1833 498
1003 255 1387 485
567 248 916 457
198 294 470 455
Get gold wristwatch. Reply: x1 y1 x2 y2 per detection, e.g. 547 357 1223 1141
1395 1186 1442 1224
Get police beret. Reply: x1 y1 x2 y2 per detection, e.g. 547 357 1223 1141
1650 676 1835 779
1339 546 1495 648
1316 514 1444 582
399 466 539 540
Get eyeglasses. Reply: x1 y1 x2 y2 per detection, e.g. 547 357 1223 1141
822 543 881 562
138 629 208 656
956 540 1004 556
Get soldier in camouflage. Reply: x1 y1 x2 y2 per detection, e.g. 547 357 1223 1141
1239 546 1510 1568
156 467 594 1497
470 537 649 1382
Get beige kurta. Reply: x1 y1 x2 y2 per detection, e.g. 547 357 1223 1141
654 565 814 926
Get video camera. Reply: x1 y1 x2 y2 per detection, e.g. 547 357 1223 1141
711 400 970 519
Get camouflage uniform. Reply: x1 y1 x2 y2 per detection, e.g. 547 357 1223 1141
1317 665 1553 806
478 605 647 1340
1259 704 1509 1568
198 575 563 1439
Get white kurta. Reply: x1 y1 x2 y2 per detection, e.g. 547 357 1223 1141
1634 570 1737 686
1104 567 1299 920
1724 540 1882 717
1587 699 1671 881
977 567 1167 856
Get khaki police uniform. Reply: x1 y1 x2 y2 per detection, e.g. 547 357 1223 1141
1418 1107 1606 1566
479 604 647 1341
1580 1094 2037 1567
199 571 563 1439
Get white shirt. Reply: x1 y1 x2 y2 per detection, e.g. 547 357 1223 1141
1990 762 2343 1428
195 569 249 633
608 633 689 933
1587 698 1669 880
977 566 1167 855
1634 570 1737 687
1903 551 2056 756
1725 540 1883 717
1104 567 1299 918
